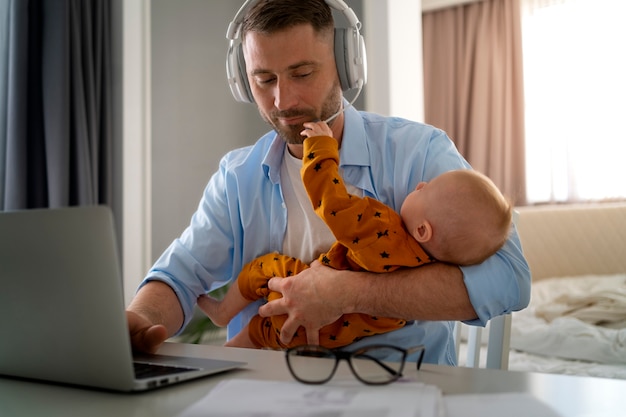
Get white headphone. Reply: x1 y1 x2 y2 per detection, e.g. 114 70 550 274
225 0 367 104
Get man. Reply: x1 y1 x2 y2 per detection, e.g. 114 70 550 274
126 0 530 364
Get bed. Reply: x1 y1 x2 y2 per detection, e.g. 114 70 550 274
459 202 626 378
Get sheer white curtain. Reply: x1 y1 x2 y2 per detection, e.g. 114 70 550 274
521 0 626 203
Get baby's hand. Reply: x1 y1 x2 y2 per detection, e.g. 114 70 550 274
301 120 333 139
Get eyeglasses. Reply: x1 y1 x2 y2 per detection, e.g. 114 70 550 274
285 344 425 385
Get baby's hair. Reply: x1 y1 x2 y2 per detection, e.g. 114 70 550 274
427 170 512 266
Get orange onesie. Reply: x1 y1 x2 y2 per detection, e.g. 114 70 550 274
239 136 435 349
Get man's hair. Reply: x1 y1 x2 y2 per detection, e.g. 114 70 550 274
242 0 334 38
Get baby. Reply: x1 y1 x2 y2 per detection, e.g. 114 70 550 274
198 120 512 349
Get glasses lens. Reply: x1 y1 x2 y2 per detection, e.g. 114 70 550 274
286 346 337 384
350 346 405 384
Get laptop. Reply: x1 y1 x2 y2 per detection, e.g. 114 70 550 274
0 205 245 392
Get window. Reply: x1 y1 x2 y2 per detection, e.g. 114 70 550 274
522 0 626 203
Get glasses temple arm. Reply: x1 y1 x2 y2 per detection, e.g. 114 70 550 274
406 345 426 370
356 353 403 376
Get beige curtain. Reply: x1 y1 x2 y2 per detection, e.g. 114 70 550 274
423 0 526 205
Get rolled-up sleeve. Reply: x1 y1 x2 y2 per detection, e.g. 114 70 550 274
137 134 285 335
461 224 531 325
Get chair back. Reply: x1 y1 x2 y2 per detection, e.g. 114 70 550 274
454 314 512 369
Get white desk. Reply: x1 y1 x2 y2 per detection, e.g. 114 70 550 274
0 342 623 417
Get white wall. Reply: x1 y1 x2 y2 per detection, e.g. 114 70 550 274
120 0 152 304
363 0 424 121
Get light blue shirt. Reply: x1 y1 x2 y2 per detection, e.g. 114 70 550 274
142 106 531 365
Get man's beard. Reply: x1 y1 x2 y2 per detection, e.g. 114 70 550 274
260 83 343 145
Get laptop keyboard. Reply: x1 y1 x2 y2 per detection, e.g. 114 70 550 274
133 361 199 379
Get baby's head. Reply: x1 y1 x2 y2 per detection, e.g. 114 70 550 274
400 170 512 266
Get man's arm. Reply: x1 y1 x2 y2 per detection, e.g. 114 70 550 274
258 260 475 345
126 281 184 353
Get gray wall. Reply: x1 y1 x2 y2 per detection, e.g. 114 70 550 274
150 0 365 261
151 1 268 260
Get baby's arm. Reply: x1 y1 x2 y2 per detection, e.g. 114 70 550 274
301 134 433 271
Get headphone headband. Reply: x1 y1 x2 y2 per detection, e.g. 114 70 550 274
226 0 367 103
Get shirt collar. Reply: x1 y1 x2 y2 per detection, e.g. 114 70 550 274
261 104 370 184
338 105 369 168
262 131 284 184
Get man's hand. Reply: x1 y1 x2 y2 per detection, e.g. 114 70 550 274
257 259 477 345
126 310 169 354
125 281 183 354
258 260 345 345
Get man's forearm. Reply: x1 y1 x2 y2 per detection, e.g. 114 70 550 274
127 280 185 337
258 260 478 345
342 262 477 321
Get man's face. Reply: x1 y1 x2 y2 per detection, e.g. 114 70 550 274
243 24 343 144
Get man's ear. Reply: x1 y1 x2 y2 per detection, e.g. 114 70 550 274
414 221 433 243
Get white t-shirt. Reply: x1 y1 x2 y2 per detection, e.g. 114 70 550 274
280 146 362 263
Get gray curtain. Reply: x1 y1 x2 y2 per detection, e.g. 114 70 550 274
0 0 112 210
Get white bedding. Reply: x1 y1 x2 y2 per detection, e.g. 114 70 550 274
508 274 626 379
507 350 626 379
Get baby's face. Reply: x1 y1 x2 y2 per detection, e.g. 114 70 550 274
400 181 430 239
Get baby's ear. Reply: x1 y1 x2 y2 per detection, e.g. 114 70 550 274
413 221 433 243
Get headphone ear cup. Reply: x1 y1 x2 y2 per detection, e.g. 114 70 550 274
226 40 255 103
334 28 350 91
334 27 367 92
236 43 254 103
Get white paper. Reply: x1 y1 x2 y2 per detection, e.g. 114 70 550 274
444 392 563 417
177 378 444 417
